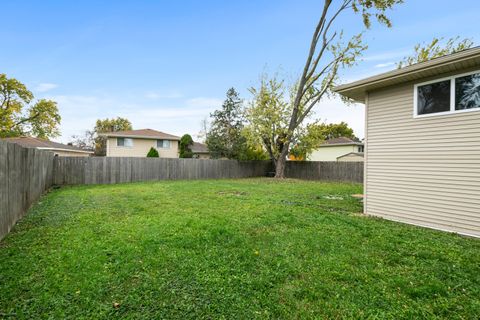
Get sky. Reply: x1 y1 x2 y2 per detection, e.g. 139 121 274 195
1 0 479 142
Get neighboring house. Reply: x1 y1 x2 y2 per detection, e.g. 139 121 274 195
2 136 93 157
309 137 364 161
337 152 364 162
334 48 480 237
191 142 210 159
101 129 180 157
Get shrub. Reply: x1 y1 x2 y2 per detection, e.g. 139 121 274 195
179 134 194 158
146 147 159 157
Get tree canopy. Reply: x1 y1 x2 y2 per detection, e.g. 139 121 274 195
244 76 293 165
0 74 61 139
397 37 474 69
245 75 356 162
206 88 247 159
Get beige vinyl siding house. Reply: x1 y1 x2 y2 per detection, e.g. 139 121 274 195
309 137 364 161
106 138 179 158
102 129 180 158
335 48 480 237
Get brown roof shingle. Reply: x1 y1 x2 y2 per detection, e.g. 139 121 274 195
191 142 209 153
321 137 363 146
100 129 181 140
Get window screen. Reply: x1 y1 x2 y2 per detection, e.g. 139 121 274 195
157 140 170 148
117 138 133 147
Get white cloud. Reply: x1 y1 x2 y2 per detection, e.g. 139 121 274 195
374 62 396 68
48 93 222 143
186 97 223 108
145 91 183 100
362 48 411 62
35 83 58 92
314 97 365 139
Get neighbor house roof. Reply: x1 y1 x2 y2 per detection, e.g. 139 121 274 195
334 47 480 102
191 142 209 154
2 137 93 154
100 129 181 140
337 152 364 160
319 137 363 147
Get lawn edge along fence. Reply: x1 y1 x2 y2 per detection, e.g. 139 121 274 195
0 140 363 240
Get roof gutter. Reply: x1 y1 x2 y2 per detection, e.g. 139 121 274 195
334 47 480 101
99 134 180 140
36 147 94 154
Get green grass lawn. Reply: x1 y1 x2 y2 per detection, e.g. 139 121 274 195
0 179 479 319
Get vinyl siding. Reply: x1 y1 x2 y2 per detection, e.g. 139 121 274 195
107 138 179 158
366 69 480 237
309 145 358 161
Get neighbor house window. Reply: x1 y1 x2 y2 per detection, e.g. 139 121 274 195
358 146 364 153
157 139 170 148
414 70 480 117
117 137 133 147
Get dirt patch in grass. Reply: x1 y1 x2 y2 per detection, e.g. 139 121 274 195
217 190 248 196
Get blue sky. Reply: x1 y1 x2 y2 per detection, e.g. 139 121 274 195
1 1 478 142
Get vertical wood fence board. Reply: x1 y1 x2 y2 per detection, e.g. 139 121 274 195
0 142 56 240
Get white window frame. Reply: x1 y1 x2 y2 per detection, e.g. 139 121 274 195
413 69 480 118
117 137 133 148
157 139 170 149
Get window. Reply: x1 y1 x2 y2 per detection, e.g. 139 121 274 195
157 139 170 148
455 73 480 110
117 137 133 147
416 80 451 115
358 146 364 153
414 70 480 117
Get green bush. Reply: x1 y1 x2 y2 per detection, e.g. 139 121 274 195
179 134 194 158
146 147 159 157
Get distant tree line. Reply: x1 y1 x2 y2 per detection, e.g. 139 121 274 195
204 87 356 162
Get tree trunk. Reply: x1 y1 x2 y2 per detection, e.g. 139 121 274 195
274 145 290 178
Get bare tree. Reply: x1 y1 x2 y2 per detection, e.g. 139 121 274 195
274 0 403 178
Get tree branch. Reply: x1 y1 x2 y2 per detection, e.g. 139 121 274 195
9 112 40 130
293 0 333 110
296 74 337 126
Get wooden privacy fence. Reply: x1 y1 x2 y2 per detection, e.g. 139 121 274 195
52 158 363 185
1 139 363 241
0 140 55 241
53 157 272 185
285 161 363 183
